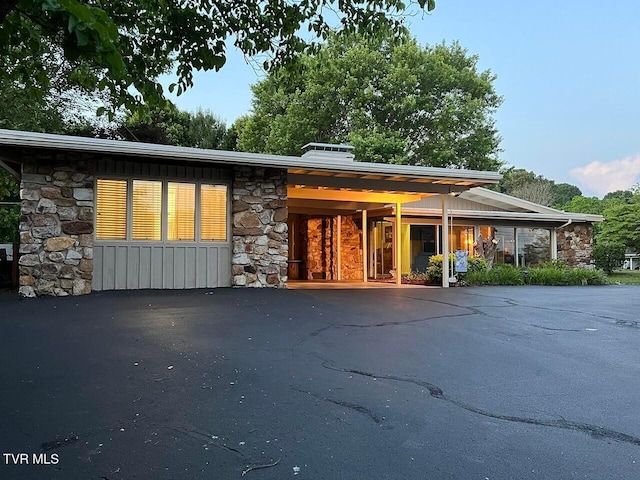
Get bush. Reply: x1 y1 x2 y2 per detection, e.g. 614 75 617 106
489 264 525 285
527 266 567 285
565 267 607 285
426 254 487 283
593 242 625 274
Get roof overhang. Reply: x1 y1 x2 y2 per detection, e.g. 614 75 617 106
389 206 604 224
0 130 501 204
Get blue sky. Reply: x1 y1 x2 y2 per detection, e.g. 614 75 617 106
163 0 640 197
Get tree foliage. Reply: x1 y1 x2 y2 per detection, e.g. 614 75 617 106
494 167 582 207
119 103 237 150
0 170 19 244
237 33 503 170
593 242 626 274
1 0 435 113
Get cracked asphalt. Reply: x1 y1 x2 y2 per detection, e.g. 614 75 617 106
1 285 640 479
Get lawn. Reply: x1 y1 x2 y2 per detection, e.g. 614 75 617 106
607 270 640 285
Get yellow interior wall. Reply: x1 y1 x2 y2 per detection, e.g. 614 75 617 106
401 224 411 275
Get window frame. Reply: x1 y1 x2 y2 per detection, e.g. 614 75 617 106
94 176 230 244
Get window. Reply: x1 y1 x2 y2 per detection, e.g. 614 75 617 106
95 178 228 242
168 183 195 241
132 180 162 240
96 179 127 240
201 184 228 241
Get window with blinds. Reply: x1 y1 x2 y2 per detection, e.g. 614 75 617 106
96 179 127 240
201 184 228 241
132 180 162 241
168 183 195 241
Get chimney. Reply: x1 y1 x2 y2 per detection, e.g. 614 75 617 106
301 143 355 162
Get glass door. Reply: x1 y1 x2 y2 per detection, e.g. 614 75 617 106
370 220 393 278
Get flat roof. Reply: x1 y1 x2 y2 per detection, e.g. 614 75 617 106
0 129 501 192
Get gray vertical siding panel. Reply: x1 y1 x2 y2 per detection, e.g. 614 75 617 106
93 246 103 291
164 248 174 289
94 243 227 290
151 247 163 289
138 247 151 289
219 246 231 287
115 246 128 289
185 247 197 289
173 248 185 288
127 247 140 289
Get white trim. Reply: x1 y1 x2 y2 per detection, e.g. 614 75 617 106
398 207 603 223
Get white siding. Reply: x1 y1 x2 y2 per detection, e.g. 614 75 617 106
93 243 231 290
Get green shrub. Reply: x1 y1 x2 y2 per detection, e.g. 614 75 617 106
463 270 492 285
426 254 487 283
527 266 567 285
565 267 607 285
489 264 525 285
426 254 455 283
593 242 625 274
536 259 568 269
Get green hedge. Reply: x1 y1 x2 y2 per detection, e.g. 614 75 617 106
463 264 607 286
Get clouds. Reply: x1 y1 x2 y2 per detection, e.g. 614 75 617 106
571 154 640 197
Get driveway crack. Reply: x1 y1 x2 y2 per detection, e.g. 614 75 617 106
319 357 640 447
290 386 381 424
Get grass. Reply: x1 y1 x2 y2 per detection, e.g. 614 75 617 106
606 270 640 285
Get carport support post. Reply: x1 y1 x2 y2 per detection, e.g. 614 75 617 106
441 194 450 288
337 215 342 281
395 203 402 285
362 209 368 282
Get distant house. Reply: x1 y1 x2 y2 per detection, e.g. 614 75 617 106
0 129 601 297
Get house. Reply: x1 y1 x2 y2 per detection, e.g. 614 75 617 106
0 129 601 297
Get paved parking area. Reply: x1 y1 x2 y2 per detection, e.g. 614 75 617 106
1 285 639 479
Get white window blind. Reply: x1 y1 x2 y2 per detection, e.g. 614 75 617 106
96 179 127 240
168 183 195 241
132 180 162 241
201 184 227 241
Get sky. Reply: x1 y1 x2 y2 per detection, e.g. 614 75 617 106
162 0 640 198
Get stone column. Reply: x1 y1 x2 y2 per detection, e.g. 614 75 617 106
557 223 594 267
231 167 288 287
19 160 94 297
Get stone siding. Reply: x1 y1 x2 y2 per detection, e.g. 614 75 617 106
231 167 288 287
19 158 94 297
557 223 594 267
305 216 362 280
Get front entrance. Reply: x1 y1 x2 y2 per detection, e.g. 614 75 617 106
287 214 364 281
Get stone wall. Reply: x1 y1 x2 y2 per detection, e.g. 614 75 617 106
305 216 362 280
557 223 594 267
231 167 288 287
19 158 94 297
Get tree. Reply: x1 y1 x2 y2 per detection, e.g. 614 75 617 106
558 195 604 216
119 103 237 150
0 170 19 244
237 33 503 170
1 0 435 113
593 242 625 274
551 183 581 206
509 180 554 206
603 190 633 203
599 201 640 253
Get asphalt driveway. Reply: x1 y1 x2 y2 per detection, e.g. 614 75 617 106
1 285 639 479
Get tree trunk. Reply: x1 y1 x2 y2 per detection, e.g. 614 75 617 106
475 233 500 269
